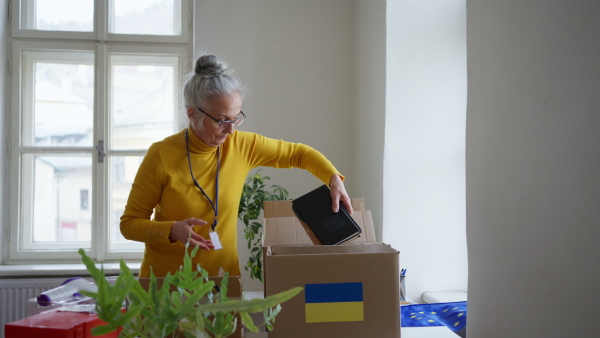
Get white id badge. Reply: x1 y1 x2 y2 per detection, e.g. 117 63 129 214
209 231 223 250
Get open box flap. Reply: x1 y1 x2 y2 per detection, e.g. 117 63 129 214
262 200 376 247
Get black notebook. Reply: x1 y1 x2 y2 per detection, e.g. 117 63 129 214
291 185 362 245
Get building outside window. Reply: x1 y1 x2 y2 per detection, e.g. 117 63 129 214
80 189 89 210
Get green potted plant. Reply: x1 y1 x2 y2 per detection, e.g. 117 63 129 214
78 244 301 338
238 170 289 282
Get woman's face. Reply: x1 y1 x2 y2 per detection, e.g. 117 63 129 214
188 92 242 148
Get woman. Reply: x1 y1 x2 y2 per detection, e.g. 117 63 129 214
120 54 352 278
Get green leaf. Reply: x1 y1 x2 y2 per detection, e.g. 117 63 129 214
111 304 141 328
171 291 184 312
90 324 117 336
264 304 282 331
238 169 290 282
240 311 259 332
196 287 303 314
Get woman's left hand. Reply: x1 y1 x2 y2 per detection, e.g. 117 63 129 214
330 174 353 215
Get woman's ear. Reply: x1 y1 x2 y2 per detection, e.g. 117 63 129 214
186 106 195 120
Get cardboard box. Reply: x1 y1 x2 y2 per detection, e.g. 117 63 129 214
263 200 400 338
5 311 117 338
262 199 376 246
138 276 244 338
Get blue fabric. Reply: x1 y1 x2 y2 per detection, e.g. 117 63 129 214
401 301 467 332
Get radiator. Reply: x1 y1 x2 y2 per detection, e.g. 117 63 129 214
0 277 68 338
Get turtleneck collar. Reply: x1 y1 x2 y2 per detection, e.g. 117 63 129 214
185 127 231 154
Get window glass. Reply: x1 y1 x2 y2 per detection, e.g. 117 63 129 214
23 154 92 248
80 189 89 210
109 156 145 251
22 0 94 32
111 55 177 150
112 0 178 36
32 60 94 147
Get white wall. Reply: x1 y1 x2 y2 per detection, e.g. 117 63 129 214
466 1 600 336
384 0 468 302
195 0 358 291
354 0 386 240
0 0 7 264
195 0 357 191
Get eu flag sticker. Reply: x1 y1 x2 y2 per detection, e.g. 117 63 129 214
305 282 364 323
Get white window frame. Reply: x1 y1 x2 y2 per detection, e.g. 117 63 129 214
6 0 193 263
11 0 190 44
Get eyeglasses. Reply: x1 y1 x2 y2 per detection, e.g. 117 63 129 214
197 107 246 131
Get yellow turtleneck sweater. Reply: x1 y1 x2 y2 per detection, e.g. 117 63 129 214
120 128 342 278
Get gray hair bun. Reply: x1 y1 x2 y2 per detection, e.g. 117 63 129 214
194 55 230 78
182 54 245 111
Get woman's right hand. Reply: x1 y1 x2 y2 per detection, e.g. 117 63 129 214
169 218 215 250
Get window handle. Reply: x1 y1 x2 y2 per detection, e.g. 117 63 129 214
96 140 106 163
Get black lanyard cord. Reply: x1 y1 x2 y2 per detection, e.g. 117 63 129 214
185 128 220 230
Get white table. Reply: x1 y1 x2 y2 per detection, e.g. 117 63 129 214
402 326 460 338
243 292 461 338
247 327 459 338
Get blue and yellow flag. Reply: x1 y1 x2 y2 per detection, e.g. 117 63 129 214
304 282 364 323
401 301 467 333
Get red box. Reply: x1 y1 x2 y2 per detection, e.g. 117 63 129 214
4 311 118 338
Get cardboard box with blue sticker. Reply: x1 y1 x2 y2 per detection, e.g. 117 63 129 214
262 200 400 338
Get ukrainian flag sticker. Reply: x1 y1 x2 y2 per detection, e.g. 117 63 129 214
305 282 364 323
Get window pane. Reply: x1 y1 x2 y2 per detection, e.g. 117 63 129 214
112 0 179 36
23 154 92 248
109 156 145 251
24 51 95 147
111 55 177 150
22 0 94 32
